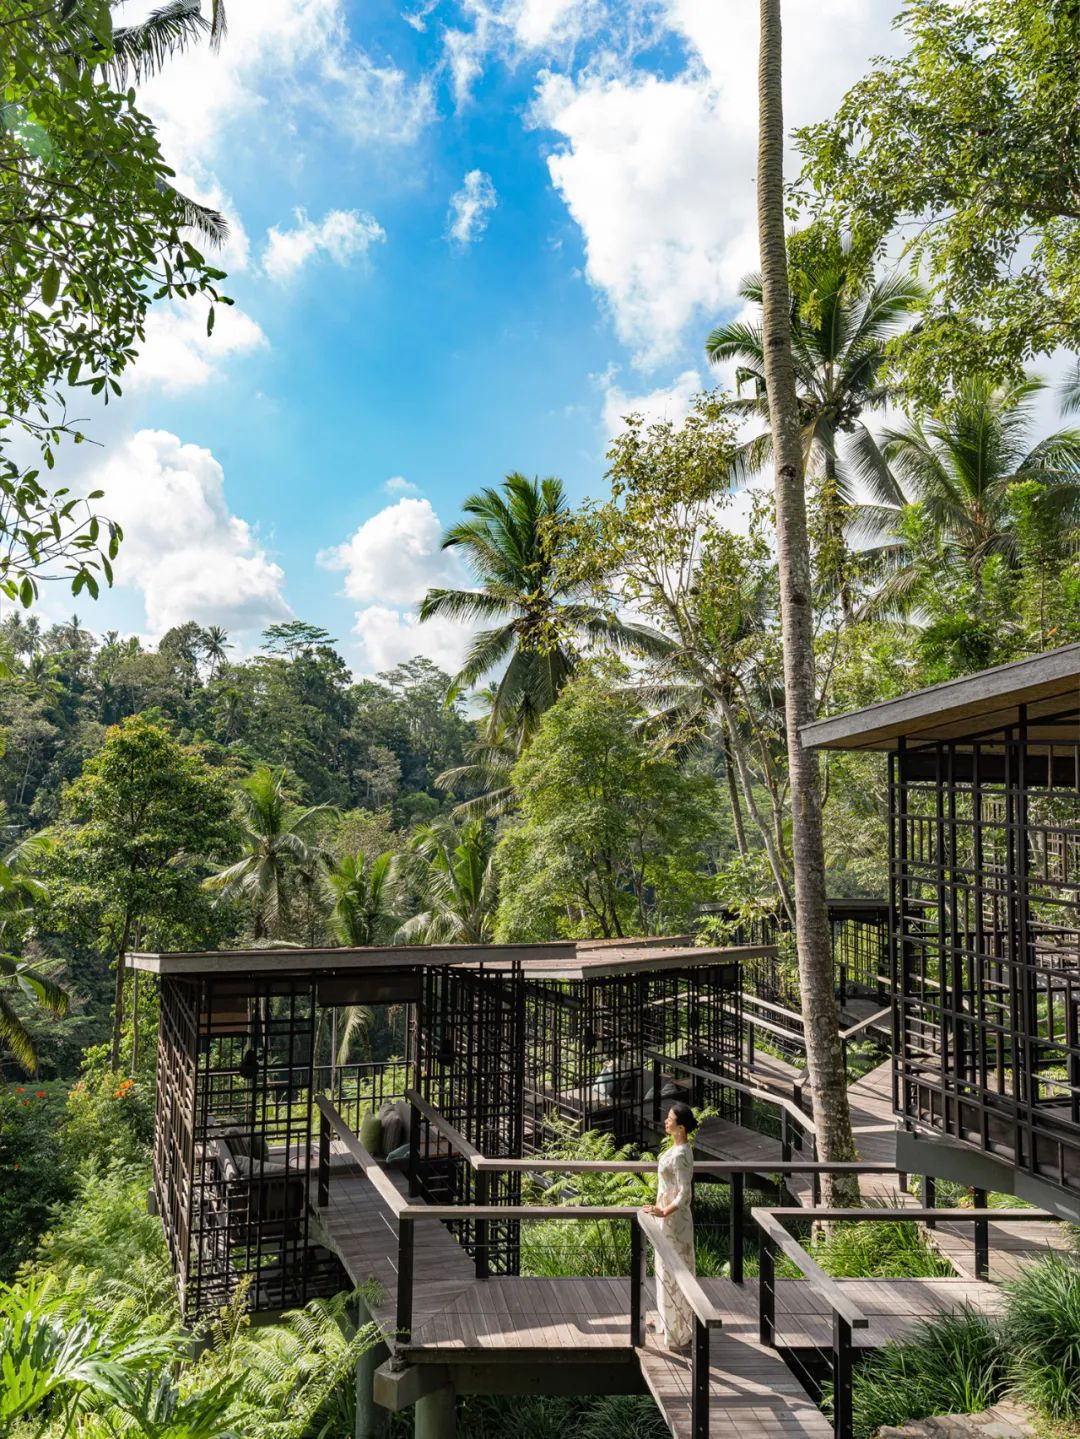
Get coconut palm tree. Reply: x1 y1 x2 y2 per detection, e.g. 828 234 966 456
755 0 856 1197
205 767 331 941
325 850 398 948
396 820 496 946
855 376 1080 615
706 241 923 615
419 473 664 744
202 624 232 680
320 850 398 1066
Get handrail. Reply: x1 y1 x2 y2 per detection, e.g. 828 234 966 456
645 1048 816 1136
841 1005 892 1042
638 1211 723 1329
406 1088 483 1163
752 1208 869 1330
753 1202 1060 1439
315 1094 406 1217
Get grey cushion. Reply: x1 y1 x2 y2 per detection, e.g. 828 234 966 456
380 1101 403 1155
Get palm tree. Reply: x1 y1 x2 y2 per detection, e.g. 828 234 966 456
756 0 856 1197
321 850 398 1067
396 820 496 946
202 624 232 680
706 243 922 615
0 849 68 1075
419 473 662 744
325 850 398 947
856 377 1080 600
205 767 331 941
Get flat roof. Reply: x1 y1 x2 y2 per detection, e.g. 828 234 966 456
126 938 769 980
801 643 1080 752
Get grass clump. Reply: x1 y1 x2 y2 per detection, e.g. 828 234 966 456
813 1215 954 1279
844 1308 1006 1439
1005 1254 1080 1419
388 1394 669 1439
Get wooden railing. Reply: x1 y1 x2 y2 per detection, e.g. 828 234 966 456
752 1203 1056 1439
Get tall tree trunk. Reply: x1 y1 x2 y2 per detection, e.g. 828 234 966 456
721 721 748 857
757 0 857 1203
110 910 135 1071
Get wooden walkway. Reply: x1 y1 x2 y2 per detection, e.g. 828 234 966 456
311 1153 1021 1439
695 1059 904 1203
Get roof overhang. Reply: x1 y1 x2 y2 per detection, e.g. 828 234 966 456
126 939 769 981
801 643 1080 752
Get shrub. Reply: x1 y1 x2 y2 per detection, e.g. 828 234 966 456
61 1069 154 1170
387 1394 669 1439
1004 1253 1080 1418
0 1082 73 1280
843 1308 1005 1439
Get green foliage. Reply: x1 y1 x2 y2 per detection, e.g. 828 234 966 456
0 1082 72 1282
60 1070 153 1171
797 0 1080 397
420 472 658 746
398 818 497 944
811 1217 953 1280
843 1308 1006 1439
204 765 328 942
0 2 229 605
1004 1254 1080 1418
496 669 722 940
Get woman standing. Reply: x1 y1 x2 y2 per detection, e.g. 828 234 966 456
642 1101 697 1351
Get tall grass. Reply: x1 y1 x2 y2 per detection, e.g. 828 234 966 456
841 1308 1005 1439
1004 1254 1080 1419
812 1216 954 1279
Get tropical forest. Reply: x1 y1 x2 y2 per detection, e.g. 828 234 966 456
3 3 1080 1439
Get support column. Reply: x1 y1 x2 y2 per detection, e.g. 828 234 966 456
414 1388 456 1439
355 1344 385 1439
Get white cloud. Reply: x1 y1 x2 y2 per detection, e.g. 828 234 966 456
127 302 268 395
319 497 481 676
87 430 290 635
349 604 477 675
318 497 458 604
384 476 421 495
134 0 435 179
444 28 485 109
601 367 702 437
447 170 498 247
263 208 386 282
530 1 903 366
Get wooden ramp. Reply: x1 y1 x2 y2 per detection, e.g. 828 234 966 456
695 1060 905 1204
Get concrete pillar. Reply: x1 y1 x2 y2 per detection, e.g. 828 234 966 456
414 1387 456 1439
354 1344 385 1439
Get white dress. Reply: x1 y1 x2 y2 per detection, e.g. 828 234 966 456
654 1141 695 1348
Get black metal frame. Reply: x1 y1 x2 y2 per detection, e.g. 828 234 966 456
521 963 744 1152
891 702 1080 1195
712 902 890 1008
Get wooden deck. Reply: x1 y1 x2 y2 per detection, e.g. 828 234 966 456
695 1059 904 1204
312 1154 1021 1439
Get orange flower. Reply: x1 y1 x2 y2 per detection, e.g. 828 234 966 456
14 1087 24 1094
35 1091 46 1099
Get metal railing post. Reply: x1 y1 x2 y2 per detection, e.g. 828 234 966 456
475 1169 490 1280
746 1016 755 1066
396 1217 414 1342
973 1189 989 1279
839 963 848 1005
652 1058 662 1126
692 1315 710 1439
780 1109 791 1164
630 1219 646 1347
729 1173 744 1284
924 1174 936 1228
408 1102 421 1198
759 1231 776 1346
833 1312 853 1439
318 1112 330 1208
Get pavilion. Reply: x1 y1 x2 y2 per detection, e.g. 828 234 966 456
804 642 1080 1217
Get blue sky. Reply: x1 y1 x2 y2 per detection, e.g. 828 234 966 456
44 0 902 676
